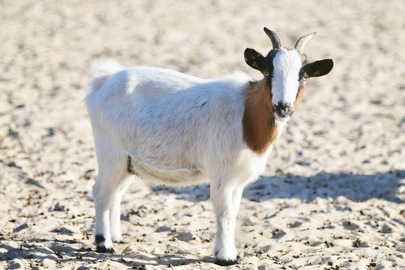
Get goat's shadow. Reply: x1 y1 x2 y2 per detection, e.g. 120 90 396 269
152 170 405 203
0 238 214 269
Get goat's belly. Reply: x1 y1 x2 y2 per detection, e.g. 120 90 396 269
127 149 208 186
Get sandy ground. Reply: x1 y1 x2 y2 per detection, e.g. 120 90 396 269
1 0 405 269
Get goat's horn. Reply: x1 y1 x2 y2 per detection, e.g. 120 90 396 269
294 32 316 54
264 27 281 50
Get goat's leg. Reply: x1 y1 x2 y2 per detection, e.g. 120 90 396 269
109 175 133 242
92 144 127 253
210 180 240 266
93 175 115 253
232 185 244 218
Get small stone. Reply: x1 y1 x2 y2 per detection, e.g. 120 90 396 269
53 202 65 212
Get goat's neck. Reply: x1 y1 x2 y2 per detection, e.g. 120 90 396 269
242 79 280 154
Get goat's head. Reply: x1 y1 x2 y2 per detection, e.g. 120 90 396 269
244 27 334 120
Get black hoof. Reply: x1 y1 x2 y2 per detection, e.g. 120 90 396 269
95 235 115 253
95 234 105 244
214 255 240 266
96 245 115 254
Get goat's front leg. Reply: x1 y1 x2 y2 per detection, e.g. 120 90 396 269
210 181 242 266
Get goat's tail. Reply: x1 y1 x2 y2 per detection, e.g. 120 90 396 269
89 59 124 93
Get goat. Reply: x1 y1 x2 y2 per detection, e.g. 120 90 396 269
85 27 333 266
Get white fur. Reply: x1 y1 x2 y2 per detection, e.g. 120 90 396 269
86 61 286 263
271 48 302 106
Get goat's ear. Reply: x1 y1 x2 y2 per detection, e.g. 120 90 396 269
244 48 267 74
302 59 334 78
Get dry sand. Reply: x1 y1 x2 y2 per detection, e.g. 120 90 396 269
1 0 405 269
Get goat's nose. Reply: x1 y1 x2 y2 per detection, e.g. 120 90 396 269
274 102 293 118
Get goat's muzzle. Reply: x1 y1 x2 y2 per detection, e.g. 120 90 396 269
273 102 293 118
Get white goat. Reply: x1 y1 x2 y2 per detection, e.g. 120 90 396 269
86 27 333 266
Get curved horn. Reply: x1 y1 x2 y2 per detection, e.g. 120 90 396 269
294 32 316 54
264 27 281 50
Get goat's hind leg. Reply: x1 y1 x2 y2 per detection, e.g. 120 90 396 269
92 153 127 253
93 175 114 253
109 175 133 243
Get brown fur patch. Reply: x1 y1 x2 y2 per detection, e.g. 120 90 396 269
242 80 279 154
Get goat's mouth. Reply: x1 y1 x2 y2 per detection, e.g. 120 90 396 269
274 113 291 122
273 103 294 119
